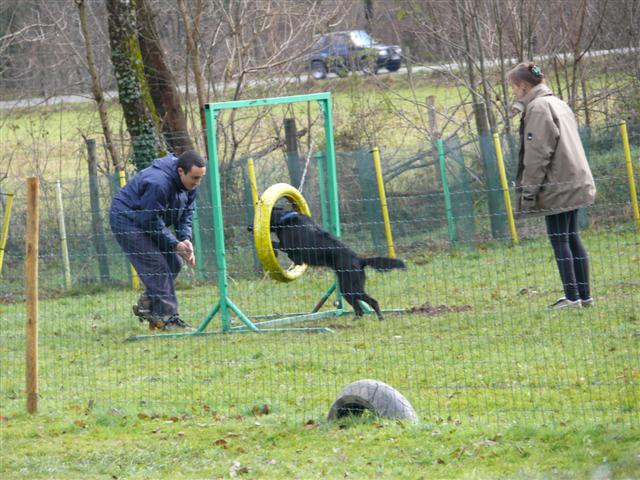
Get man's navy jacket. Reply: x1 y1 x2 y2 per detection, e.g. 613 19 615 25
111 154 198 253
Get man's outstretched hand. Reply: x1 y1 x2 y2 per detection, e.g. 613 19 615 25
176 240 196 267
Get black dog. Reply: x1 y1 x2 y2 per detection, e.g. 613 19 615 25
269 207 405 320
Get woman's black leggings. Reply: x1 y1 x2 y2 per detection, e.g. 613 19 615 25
545 209 590 301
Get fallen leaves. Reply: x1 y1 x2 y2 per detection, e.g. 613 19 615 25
229 460 249 477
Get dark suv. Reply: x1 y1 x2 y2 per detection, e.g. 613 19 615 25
308 30 403 80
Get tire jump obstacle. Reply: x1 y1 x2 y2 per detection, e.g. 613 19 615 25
127 92 388 341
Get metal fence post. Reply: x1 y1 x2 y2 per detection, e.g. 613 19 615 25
437 139 457 244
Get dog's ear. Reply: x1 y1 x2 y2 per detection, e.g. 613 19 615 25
270 206 284 226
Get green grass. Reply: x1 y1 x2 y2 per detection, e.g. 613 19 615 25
2 411 638 479
1 227 639 478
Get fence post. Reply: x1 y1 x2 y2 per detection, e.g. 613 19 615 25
245 158 261 273
492 134 519 244
437 139 457 244
55 180 72 290
26 177 39 414
371 147 396 258
355 150 385 252
86 139 111 281
620 121 640 231
315 152 329 229
285 118 302 187
0 192 14 275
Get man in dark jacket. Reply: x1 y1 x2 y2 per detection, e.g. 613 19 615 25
109 150 206 330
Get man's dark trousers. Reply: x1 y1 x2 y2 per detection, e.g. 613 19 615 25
110 210 182 317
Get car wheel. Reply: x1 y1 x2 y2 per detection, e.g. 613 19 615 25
310 61 327 80
336 66 349 78
386 61 401 72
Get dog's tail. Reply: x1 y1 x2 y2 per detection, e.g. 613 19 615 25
362 257 406 272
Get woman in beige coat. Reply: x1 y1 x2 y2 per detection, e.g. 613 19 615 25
509 63 596 309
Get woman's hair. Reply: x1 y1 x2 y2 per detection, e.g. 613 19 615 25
507 62 545 87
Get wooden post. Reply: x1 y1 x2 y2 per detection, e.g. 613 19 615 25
26 176 39 414
284 118 301 187
427 95 439 166
86 139 111 281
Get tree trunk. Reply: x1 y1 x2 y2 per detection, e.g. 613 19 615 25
136 0 193 154
177 0 208 152
470 0 495 131
364 0 374 31
493 0 512 135
76 0 122 171
106 0 161 171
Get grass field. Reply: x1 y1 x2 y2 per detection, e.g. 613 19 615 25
1 63 639 478
1 226 639 478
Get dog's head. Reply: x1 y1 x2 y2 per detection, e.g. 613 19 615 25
270 206 300 231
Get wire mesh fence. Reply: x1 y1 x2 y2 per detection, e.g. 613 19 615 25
1 122 638 426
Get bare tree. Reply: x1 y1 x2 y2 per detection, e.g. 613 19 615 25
177 0 210 151
76 0 121 170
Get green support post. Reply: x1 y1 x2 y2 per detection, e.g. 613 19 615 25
315 152 329 229
437 139 457 244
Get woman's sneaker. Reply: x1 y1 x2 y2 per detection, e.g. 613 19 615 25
580 297 594 308
548 297 582 309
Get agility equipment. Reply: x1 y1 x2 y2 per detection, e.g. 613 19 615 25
253 183 310 283
127 92 344 341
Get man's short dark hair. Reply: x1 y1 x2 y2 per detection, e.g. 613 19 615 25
177 150 206 173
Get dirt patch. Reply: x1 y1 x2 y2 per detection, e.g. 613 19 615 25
407 302 472 316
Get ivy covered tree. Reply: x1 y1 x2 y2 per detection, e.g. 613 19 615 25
106 0 161 171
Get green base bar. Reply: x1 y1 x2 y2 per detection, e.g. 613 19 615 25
230 309 345 331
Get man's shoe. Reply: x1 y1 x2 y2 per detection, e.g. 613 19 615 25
161 315 194 332
132 294 152 323
580 297 594 308
548 297 582 310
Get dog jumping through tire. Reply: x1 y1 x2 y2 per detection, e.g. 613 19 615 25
266 207 406 320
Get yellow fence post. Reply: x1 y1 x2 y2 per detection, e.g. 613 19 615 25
0 192 14 275
247 159 259 207
55 181 72 289
492 133 519 244
620 121 640 232
371 147 396 258
118 170 140 290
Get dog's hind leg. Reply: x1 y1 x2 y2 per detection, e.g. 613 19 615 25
343 293 364 317
360 293 383 320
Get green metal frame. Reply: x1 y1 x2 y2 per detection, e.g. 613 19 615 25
128 92 347 341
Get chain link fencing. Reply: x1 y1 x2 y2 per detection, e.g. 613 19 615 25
1 122 638 426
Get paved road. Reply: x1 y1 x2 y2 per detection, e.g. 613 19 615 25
0 47 634 110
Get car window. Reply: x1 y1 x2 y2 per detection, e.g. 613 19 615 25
333 34 350 48
350 31 374 48
312 35 329 50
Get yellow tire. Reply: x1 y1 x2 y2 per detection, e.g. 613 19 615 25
254 183 311 282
